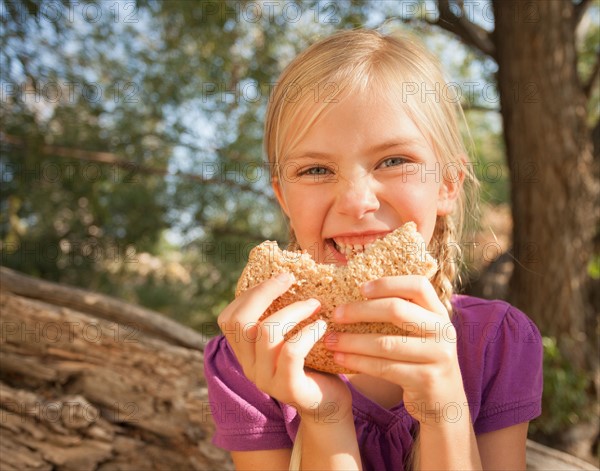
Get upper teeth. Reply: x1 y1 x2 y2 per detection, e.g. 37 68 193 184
334 241 367 258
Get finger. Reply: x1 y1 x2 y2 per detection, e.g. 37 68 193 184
254 299 321 385
332 351 418 384
264 297 322 330
325 332 454 363
219 272 295 339
218 272 295 374
360 275 447 317
333 297 449 336
277 319 329 387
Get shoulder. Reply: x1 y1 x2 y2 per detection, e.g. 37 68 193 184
204 334 238 372
203 335 295 451
204 334 246 389
450 295 543 434
203 335 263 403
452 294 525 321
451 294 541 347
450 294 543 366
203 335 251 407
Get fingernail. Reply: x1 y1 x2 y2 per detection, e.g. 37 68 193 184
324 332 337 346
361 281 373 296
275 272 295 284
333 305 344 321
307 298 320 308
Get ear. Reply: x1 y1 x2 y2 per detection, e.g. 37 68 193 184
272 177 291 218
437 160 465 216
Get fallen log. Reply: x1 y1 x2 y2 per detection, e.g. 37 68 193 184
0 266 206 350
0 267 232 470
526 439 598 470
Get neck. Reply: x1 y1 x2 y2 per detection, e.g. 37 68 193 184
346 374 404 409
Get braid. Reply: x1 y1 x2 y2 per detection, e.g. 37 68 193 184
428 215 460 316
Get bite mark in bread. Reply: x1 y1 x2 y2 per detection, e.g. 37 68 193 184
235 222 438 374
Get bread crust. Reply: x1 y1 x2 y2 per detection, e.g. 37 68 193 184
235 222 438 374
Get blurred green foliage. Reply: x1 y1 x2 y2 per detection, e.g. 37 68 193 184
588 254 600 280
5 0 508 322
530 337 591 435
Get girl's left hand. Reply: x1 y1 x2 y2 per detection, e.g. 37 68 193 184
324 275 467 425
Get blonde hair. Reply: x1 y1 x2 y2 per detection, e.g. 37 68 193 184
265 29 478 315
266 29 480 471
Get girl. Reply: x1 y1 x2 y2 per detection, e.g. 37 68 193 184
204 29 542 470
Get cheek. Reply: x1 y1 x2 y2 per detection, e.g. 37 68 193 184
283 191 324 234
390 183 440 242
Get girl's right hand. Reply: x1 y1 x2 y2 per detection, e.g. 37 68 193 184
217 272 352 425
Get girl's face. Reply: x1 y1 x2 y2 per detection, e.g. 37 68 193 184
273 92 461 265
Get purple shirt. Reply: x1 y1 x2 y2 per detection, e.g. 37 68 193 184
204 295 543 470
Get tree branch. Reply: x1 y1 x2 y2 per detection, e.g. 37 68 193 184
0 133 275 202
432 0 496 58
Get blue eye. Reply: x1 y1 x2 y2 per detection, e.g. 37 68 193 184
299 166 330 176
380 157 409 168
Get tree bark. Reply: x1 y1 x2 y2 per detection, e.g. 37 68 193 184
492 0 598 371
525 439 599 470
0 267 233 471
0 266 208 350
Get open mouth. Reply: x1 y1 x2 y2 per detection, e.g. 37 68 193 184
330 239 368 258
326 232 391 260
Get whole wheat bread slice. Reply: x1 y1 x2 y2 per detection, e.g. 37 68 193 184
235 222 438 374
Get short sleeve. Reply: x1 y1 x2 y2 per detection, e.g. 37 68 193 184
203 335 294 451
474 306 543 434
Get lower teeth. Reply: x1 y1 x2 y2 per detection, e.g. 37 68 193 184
331 240 362 257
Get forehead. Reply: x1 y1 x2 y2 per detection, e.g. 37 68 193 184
282 89 433 160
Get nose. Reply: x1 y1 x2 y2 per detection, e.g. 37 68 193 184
335 173 380 219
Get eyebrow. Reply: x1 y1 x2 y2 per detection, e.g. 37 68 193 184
286 138 426 161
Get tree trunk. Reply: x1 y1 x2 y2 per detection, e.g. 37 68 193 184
492 1 598 371
0 267 233 471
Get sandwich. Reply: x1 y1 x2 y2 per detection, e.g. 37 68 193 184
235 221 438 374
